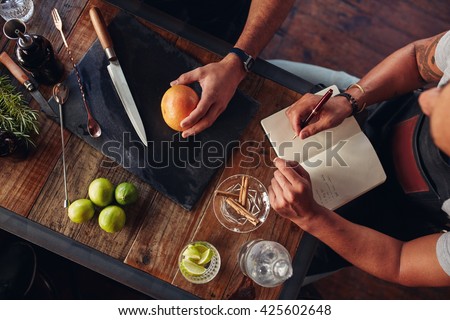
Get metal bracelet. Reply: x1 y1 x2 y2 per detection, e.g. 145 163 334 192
347 83 366 94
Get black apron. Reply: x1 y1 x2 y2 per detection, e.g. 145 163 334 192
362 91 450 234
141 0 251 43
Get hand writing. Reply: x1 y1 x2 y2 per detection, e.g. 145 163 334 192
286 93 352 139
268 158 321 226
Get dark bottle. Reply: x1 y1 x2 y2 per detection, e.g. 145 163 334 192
14 30 64 85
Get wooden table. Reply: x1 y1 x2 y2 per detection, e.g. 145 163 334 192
0 0 316 299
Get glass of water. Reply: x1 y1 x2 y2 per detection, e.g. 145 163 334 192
238 239 293 287
0 0 34 22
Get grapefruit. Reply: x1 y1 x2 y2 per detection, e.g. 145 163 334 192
161 85 199 131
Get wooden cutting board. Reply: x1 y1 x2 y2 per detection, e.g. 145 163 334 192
47 13 259 210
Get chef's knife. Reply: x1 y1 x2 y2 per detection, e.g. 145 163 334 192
0 52 56 118
89 7 148 147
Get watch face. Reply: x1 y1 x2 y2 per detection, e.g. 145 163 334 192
245 58 254 72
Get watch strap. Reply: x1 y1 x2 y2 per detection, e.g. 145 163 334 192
229 47 254 72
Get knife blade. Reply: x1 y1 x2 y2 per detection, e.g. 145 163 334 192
89 7 148 147
0 52 57 118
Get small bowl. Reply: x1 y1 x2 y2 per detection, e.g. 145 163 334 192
178 241 221 284
213 174 270 233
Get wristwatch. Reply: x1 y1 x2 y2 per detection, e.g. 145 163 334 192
229 47 255 72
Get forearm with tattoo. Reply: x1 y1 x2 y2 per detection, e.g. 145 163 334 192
415 32 445 84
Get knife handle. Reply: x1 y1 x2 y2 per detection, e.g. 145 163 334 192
89 7 116 60
0 52 30 85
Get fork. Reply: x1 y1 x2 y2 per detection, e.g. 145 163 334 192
51 8 69 48
51 7 102 138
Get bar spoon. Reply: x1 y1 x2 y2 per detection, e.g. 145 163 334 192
53 83 70 208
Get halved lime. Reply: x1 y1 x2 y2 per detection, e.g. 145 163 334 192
182 245 201 261
180 259 206 276
192 243 209 254
197 248 213 265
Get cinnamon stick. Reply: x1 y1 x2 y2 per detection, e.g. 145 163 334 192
215 190 240 198
225 198 259 226
239 176 249 207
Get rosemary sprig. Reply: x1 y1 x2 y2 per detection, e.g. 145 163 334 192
0 74 39 147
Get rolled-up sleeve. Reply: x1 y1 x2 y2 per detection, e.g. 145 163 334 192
437 232 450 276
436 31 450 87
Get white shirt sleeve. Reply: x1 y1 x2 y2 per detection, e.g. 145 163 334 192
435 31 450 87
442 198 450 217
436 232 450 276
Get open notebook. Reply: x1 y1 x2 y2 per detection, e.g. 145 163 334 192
260 85 386 210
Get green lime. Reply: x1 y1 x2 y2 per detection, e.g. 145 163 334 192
197 248 213 265
180 259 206 276
192 243 209 254
88 178 114 207
182 245 201 261
115 182 139 205
68 199 95 223
98 205 126 233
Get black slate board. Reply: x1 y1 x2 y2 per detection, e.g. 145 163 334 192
47 13 259 210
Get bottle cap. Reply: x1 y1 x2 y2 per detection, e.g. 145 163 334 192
15 30 33 49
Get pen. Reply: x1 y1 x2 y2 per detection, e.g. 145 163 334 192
293 88 333 139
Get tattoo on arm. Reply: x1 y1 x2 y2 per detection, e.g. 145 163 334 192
416 33 445 83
